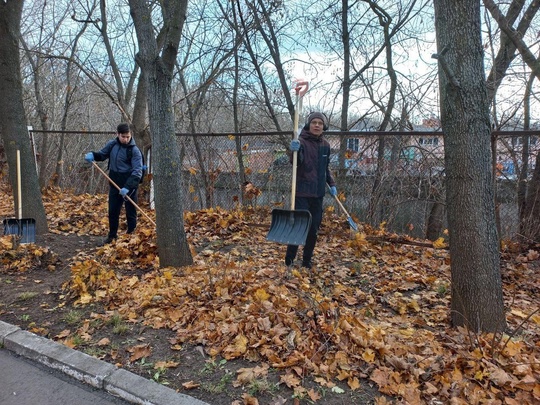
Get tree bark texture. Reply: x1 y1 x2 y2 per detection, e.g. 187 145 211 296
0 0 48 234
434 0 506 332
129 0 192 268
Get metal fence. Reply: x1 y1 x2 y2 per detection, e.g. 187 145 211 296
26 129 539 240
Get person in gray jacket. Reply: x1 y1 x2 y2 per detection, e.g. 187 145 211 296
286 112 337 269
85 123 143 245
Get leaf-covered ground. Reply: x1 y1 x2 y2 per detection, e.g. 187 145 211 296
0 184 539 405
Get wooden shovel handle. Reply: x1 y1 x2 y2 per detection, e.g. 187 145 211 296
17 150 22 220
91 161 156 227
290 86 307 210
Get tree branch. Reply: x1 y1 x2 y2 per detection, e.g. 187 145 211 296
483 0 540 83
432 46 461 88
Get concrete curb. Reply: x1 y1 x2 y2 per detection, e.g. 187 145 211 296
0 320 210 405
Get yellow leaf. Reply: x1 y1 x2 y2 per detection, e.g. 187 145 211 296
254 288 269 302
407 299 420 312
128 344 152 362
308 388 321 401
235 368 255 386
362 348 375 363
432 237 447 249
55 329 71 339
223 334 248 359
154 360 179 369
79 293 92 304
182 381 200 389
163 270 173 280
348 377 361 390
280 373 301 388
97 338 110 346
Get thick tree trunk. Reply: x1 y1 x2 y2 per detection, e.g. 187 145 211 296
129 0 192 267
434 0 506 332
0 0 48 234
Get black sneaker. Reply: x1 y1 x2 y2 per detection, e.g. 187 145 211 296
285 257 294 266
99 236 116 246
301 260 312 269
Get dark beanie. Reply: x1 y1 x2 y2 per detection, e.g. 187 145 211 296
117 123 130 134
304 112 329 130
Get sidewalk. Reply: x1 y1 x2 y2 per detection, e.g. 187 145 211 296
0 321 210 405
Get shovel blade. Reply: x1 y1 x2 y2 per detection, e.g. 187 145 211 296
267 209 312 246
3 218 36 244
347 216 359 232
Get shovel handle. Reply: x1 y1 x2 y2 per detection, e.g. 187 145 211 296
294 81 309 97
290 84 306 210
91 161 156 227
17 150 22 220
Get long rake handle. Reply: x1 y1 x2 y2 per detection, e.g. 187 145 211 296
332 192 352 218
330 190 359 232
92 161 156 227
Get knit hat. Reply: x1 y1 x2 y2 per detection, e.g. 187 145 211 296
303 112 329 131
117 123 131 134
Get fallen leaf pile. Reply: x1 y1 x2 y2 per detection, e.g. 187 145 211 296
1 185 539 404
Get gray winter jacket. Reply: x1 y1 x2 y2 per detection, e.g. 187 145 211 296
92 137 143 190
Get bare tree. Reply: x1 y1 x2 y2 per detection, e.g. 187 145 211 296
128 0 192 267
434 0 506 332
0 0 48 234
484 0 540 103
482 0 540 242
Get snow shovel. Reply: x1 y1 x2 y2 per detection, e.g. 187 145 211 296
91 161 157 227
328 185 358 232
3 150 36 243
267 82 312 246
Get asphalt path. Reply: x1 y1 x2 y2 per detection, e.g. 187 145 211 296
0 349 131 405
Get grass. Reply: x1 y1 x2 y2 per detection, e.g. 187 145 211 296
105 312 130 335
17 291 38 301
62 310 83 325
247 377 279 396
200 371 233 394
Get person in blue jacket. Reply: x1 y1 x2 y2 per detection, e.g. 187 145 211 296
286 112 337 269
85 123 143 245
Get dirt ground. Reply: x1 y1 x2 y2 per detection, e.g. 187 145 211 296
0 231 383 405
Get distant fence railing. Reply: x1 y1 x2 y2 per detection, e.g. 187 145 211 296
22 129 540 240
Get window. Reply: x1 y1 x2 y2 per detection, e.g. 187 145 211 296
347 138 360 152
418 137 439 146
512 136 537 147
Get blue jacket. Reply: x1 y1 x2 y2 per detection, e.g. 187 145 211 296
92 137 143 190
294 129 335 198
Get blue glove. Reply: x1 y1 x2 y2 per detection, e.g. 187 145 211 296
290 139 301 152
84 152 94 162
119 188 129 197
329 186 337 197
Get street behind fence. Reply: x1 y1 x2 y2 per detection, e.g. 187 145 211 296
24 130 538 240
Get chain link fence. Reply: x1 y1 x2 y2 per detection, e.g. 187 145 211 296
26 130 538 241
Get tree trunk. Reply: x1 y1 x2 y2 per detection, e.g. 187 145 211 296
434 0 506 332
0 0 48 234
129 0 192 268
426 201 445 241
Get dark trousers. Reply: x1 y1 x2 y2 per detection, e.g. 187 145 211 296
108 186 137 238
285 196 323 264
